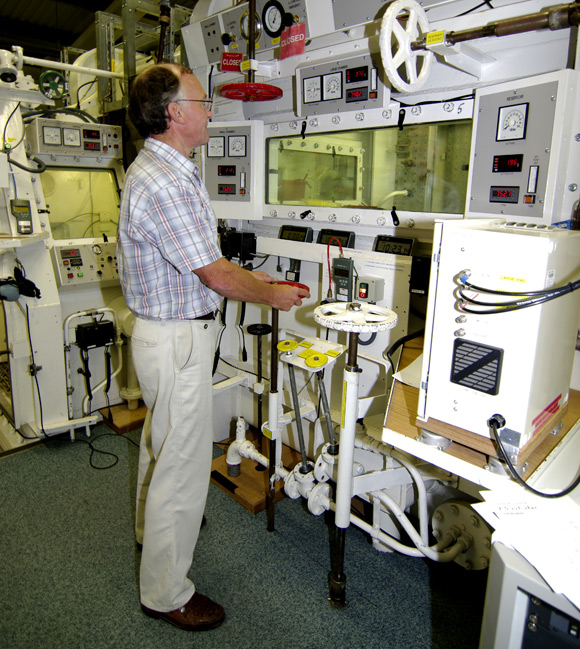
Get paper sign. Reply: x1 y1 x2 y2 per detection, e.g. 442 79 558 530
221 52 243 72
280 23 306 60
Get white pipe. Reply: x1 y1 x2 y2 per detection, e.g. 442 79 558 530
22 55 124 79
334 367 360 528
374 490 471 562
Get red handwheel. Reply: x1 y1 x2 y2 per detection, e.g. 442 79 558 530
218 82 283 102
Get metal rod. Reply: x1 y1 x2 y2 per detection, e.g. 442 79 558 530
328 528 347 607
410 1 580 50
287 364 310 470
317 373 338 451
22 55 123 79
248 0 256 84
266 307 279 532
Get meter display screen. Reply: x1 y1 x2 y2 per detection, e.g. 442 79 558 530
83 128 100 140
492 154 523 173
489 186 519 203
218 184 236 195
278 225 313 242
317 229 355 248
373 235 414 256
84 141 101 151
346 87 368 103
345 66 368 84
218 165 236 176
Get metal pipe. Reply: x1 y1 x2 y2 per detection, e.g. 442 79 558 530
21 55 123 79
267 306 279 532
317 373 338 452
411 1 580 50
248 0 256 84
287 364 310 470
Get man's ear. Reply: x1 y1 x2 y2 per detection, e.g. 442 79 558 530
166 101 183 124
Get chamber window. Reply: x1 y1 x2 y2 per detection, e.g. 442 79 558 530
266 120 472 214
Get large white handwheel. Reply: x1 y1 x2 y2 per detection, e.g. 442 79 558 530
314 302 398 333
379 0 433 93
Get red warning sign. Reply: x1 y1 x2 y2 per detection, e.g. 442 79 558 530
221 52 243 72
280 23 306 60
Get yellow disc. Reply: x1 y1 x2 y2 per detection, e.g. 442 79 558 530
305 353 328 368
277 339 299 352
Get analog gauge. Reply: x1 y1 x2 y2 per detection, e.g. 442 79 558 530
262 0 284 38
207 136 225 158
239 10 262 42
323 72 342 101
228 135 247 157
92 244 102 255
303 76 322 104
42 125 61 146
497 103 528 141
63 127 81 147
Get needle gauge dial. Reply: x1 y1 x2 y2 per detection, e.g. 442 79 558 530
240 10 262 42
497 103 529 141
262 0 284 38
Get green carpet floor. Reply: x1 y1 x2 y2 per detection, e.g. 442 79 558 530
0 425 487 649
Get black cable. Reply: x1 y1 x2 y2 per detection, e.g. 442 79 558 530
2 101 21 151
24 303 47 437
385 328 425 375
8 154 46 174
488 415 580 498
75 432 140 470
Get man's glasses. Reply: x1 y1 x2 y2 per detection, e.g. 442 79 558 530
175 98 213 110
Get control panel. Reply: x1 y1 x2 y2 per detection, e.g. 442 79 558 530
184 0 310 66
204 121 264 220
295 53 390 117
52 242 119 289
26 119 123 159
466 69 580 225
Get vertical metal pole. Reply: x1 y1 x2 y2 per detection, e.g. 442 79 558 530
328 331 360 606
248 0 256 84
267 307 279 532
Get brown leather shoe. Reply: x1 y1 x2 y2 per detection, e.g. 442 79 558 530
141 592 225 631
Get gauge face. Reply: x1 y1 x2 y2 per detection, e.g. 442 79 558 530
497 103 528 141
42 125 61 145
303 76 322 104
263 0 284 38
92 244 102 255
63 127 81 147
323 72 342 101
239 10 262 42
228 135 247 157
207 136 225 157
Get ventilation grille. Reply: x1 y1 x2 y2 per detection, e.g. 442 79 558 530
450 340 503 395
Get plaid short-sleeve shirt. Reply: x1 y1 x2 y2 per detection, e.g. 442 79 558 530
117 138 223 320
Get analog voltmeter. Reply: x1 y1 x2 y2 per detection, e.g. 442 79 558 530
497 103 529 141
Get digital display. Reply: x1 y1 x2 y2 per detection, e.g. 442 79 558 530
493 154 523 173
278 225 313 242
334 266 351 278
218 165 236 176
84 141 101 151
218 184 236 195
316 229 356 248
83 128 100 140
489 186 519 203
346 87 368 103
373 235 414 256
345 66 368 84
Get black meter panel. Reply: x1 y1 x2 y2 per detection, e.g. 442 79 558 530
204 121 263 220
295 53 389 117
279 224 313 242
466 70 580 225
373 235 415 256
317 228 356 249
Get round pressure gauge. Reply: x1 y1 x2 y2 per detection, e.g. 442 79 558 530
239 10 262 42
262 0 285 38
92 244 102 255
63 127 81 147
497 103 528 141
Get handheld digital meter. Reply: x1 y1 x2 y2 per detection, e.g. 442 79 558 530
332 257 355 302
10 199 33 234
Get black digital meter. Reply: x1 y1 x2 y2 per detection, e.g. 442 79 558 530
373 234 414 256
278 225 313 242
317 229 356 248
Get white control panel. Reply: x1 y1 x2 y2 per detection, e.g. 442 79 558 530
52 241 119 289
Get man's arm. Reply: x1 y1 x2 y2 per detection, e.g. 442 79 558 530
194 257 309 312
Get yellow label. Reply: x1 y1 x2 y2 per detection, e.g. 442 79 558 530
327 350 339 358
240 59 251 71
299 340 313 348
500 276 526 283
298 349 315 359
426 30 445 46
262 426 272 440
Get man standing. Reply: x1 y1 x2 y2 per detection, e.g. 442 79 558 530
117 63 309 631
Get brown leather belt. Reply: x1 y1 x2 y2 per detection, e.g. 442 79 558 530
193 311 216 321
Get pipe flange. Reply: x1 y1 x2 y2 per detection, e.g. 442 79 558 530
314 302 398 333
308 482 331 516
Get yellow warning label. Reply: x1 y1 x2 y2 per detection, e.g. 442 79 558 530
426 30 445 46
299 340 313 348
262 426 272 440
341 381 347 428
327 350 339 358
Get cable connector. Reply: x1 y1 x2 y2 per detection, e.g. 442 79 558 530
458 269 471 285
487 414 506 430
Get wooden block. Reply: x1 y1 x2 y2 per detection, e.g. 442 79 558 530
100 401 147 435
210 438 301 514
